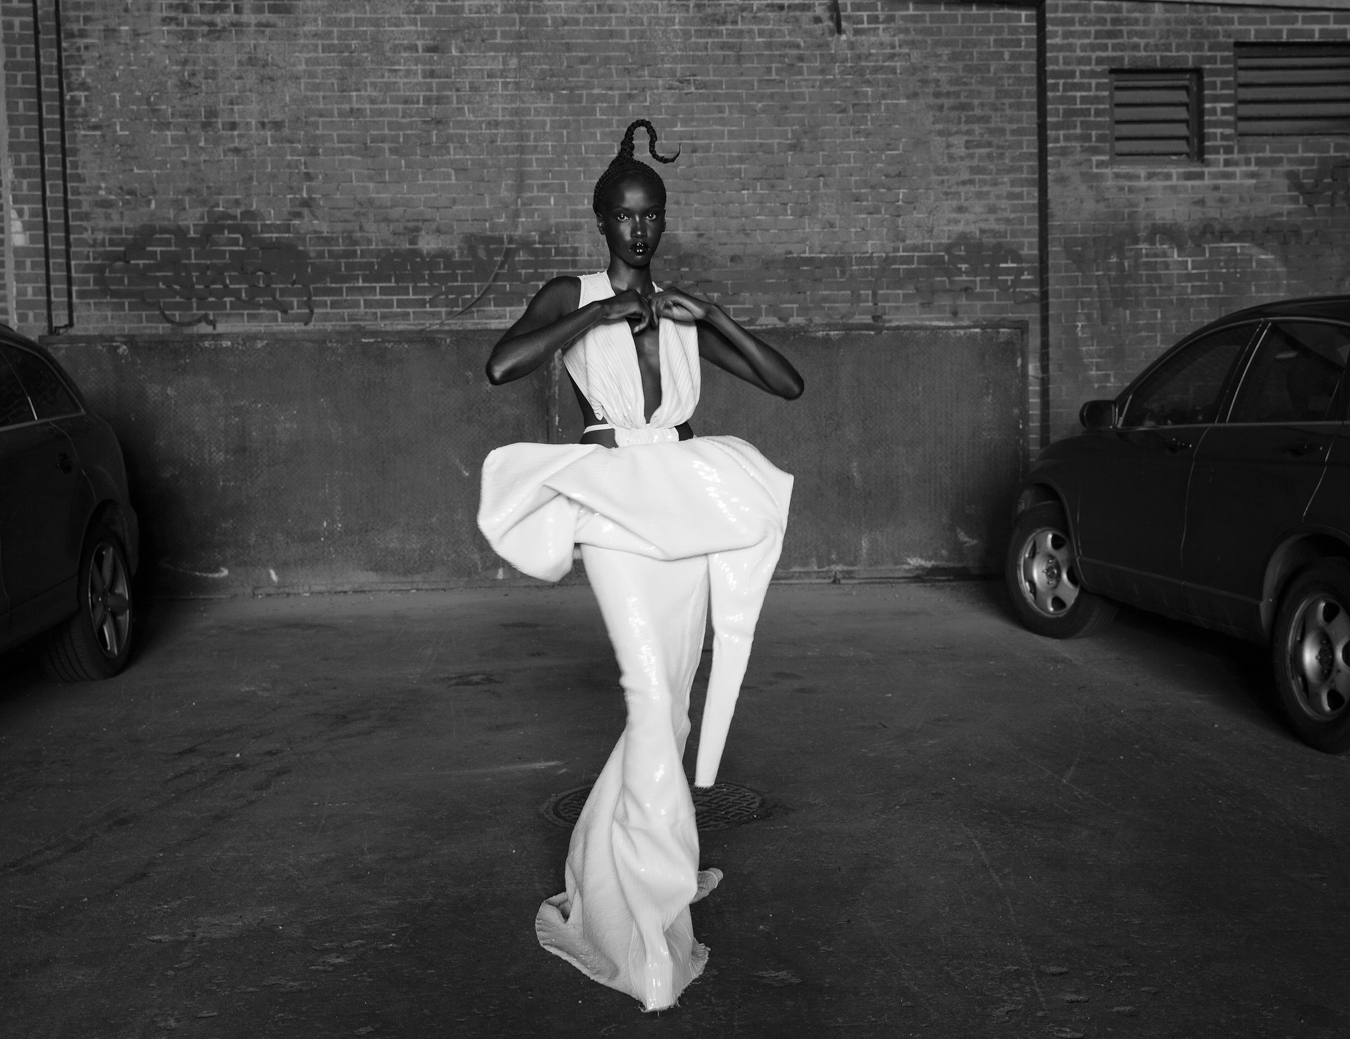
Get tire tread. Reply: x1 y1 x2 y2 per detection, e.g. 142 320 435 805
38 525 134 683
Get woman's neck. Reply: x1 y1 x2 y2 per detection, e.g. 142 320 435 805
606 257 655 297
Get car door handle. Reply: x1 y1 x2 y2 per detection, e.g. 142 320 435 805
1280 441 1323 458
1164 438 1194 454
56 452 74 474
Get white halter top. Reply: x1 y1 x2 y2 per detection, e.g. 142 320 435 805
563 271 701 445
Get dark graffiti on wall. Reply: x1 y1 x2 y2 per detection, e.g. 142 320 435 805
99 218 321 328
99 218 1042 328
99 217 523 329
1288 158 1350 213
1062 219 1350 323
373 235 515 318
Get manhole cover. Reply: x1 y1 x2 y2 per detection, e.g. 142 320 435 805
540 782 766 831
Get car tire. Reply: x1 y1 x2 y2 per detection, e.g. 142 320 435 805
1271 559 1350 754
40 523 135 682
1005 501 1116 639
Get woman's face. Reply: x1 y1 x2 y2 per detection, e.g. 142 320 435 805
595 176 665 267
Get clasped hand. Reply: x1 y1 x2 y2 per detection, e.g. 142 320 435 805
602 287 716 335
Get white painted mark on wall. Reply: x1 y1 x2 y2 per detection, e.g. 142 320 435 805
159 561 229 579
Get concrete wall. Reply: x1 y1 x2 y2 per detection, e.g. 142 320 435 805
50 323 1026 595
48 330 542 596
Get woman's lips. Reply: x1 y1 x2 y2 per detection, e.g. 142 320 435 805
631 242 648 255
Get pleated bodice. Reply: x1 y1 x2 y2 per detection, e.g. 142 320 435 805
563 271 701 432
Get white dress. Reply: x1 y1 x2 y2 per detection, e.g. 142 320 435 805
477 271 793 1011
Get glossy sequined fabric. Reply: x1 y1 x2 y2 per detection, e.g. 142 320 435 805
477 436 792 1009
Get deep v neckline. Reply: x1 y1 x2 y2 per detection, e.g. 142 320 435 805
608 277 664 425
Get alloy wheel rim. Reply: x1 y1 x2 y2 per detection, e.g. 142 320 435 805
1287 593 1350 722
1017 526 1081 618
86 541 132 659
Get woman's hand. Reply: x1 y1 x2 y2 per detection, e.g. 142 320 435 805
650 287 716 324
602 288 658 335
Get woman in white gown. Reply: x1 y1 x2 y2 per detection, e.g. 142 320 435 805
477 120 803 1012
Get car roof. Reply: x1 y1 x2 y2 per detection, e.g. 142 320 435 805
1198 294 1350 331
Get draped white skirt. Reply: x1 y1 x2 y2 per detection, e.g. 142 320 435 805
478 436 792 1010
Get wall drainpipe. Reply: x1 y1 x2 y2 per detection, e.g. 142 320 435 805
1035 0 1051 449
31 0 75 334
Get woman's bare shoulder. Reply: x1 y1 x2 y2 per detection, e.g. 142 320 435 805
528 275 583 317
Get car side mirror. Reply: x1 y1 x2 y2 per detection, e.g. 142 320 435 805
1079 399 1117 429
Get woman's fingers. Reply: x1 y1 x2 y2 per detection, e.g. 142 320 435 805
651 288 707 322
654 300 699 322
605 288 717 331
604 290 651 324
630 293 657 334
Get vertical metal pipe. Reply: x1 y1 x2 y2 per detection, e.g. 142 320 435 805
52 0 73 331
0 15 18 329
30 0 54 334
1036 0 1051 449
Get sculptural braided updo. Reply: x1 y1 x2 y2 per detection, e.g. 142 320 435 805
592 119 679 215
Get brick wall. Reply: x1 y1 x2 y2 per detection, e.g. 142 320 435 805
2 0 1040 342
1 0 58 330
1046 0 1350 438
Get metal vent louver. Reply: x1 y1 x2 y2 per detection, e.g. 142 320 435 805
1111 69 1202 159
1236 44 1350 136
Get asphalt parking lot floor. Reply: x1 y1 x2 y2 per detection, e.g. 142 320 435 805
2 581 1348 1038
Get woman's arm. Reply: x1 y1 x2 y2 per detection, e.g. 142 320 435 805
650 288 804 399
486 277 657 385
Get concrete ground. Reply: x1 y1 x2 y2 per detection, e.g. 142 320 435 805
2 580 1348 1039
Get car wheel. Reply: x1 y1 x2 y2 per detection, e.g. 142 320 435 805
1006 501 1116 639
40 524 135 681
1272 560 1350 754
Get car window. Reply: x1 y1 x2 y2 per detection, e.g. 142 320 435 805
1121 325 1255 428
0 344 80 420
1228 321 1350 424
0 354 37 428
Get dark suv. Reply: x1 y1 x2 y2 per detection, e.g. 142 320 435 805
1 324 138 679
1007 296 1350 754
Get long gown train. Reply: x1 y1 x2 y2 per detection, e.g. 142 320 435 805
535 547 709 1009
478 436 792 1010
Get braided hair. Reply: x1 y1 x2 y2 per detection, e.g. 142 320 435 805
591 119 679 215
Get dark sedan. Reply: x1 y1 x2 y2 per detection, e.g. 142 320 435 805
1 324 138 679
1007 295 1350 754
